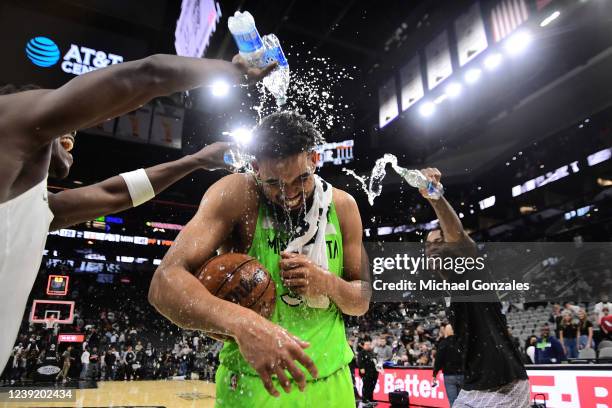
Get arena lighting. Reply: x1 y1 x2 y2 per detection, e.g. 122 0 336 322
483 53 503 71
445 82 462 99
464 68 482 85
504 30 532 56
211 80 230 97
226 127 253 145
433 94 448 105
418 101 435 118
540 11 560 27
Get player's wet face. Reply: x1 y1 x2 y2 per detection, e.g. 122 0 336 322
48 133 75 179
255 151 317 211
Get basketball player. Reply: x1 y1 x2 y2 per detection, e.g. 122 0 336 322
420 168 530 408
0 55 276 371
149 112 371 407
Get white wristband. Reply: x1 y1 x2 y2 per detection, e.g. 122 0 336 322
120 168 155 207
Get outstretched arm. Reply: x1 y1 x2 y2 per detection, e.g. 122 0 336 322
0 55 274 149
47 142 231 230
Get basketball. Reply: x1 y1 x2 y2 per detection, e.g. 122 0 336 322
195 253 275 340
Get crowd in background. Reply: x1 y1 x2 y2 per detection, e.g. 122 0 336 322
3 257 612 386
1 303 222 385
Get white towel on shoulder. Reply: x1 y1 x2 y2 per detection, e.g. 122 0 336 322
285 175 332 308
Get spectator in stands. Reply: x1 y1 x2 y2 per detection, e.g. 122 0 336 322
373 336 392 365
559 311 579 358
524 336 537 364
80 347 90 380
432 324 464 407
548 303 563 338
535 325 565 364
400 328 414 352
415 324 432 344
358 337 378 408
600 307 612 341
595 294 612 327
577 309 594 350
564 302 580 316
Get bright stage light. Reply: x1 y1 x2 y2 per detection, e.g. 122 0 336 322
540 11 560 27
504 30 532 56
211 80 230 97
484 53 503 70
464 68 482 84
229 127 252 145
419 102 435 118
434 94 448 105
445 82 462 98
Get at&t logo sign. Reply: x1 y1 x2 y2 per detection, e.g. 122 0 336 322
25 36 124 76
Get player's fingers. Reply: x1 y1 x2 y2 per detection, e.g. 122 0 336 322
279 259 299 270
249 61 278 82
274 365 292 393
260 61 278 77
290 345 319 379
280 267 306 278
259 370 280 397
290 335 310 349
283 357 306 392
283 278 308 287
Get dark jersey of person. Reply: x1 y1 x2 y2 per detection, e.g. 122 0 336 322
433 335 463 377
357 349 377 376
449 302 528 391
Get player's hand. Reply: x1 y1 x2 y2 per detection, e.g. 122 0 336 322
280 252 331 297
190 142 234 171
234 315 318 396
360 368 365 374
419 167 441 199
232 54 278 84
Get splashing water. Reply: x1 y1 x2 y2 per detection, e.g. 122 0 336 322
250 51 355 135
342 154 400 205
343 154 444 205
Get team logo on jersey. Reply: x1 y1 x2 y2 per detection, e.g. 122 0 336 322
281 292 304 307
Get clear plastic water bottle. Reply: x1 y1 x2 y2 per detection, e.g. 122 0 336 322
261 34 290 106
228 11 290 106
397 168 444 200
223 148 255 173
227 11 264 67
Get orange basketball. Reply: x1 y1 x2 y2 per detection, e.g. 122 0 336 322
196 253 275 341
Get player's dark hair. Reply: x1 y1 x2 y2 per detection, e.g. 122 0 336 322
249 111 324 160
0 84 41 95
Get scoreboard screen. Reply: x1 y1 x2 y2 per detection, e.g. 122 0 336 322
46 275 69 296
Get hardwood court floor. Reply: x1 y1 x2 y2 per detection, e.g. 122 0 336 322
1 380 217 408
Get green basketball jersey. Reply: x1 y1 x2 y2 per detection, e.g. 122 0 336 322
218 199 354 380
